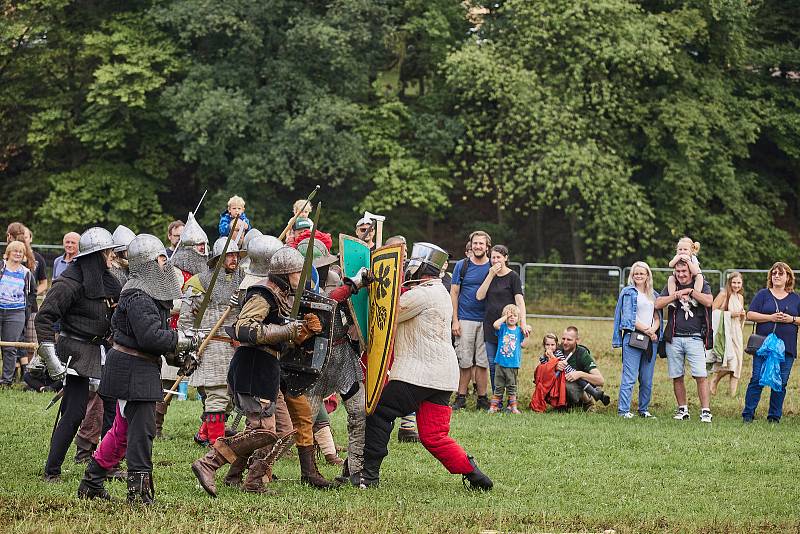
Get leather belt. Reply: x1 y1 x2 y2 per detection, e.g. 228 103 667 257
239 342 280 358
112 342 159 362
60 330 106 345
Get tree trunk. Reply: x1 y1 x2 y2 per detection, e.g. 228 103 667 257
568 212 585 264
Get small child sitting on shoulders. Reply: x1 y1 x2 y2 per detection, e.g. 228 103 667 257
293 199 313 218
218 195 251 238
667 237 704 316
489 304 528 414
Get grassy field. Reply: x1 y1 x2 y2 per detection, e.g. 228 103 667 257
2 318 799 533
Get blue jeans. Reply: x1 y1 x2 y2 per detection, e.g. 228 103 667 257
742 353 795 421
484 342 497 393
617 333 657 415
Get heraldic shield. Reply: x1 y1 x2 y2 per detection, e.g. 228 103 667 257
365 243 404 415
280 289 336 396
339 234 371 350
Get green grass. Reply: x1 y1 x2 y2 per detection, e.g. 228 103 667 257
2 318 800 533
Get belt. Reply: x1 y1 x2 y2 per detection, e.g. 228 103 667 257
239 342 280 358
673 332 702 338
112 342 159 362
60 330 106 345
208 335 238 347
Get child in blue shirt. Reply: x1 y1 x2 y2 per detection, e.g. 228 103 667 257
218 195 251 238
489 304 527 413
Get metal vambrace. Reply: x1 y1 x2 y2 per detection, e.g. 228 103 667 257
37 342 66 382
88 378 100 392
165 330 197 367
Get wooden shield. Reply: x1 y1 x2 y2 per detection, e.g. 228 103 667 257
365 243 404 415
339 234 371 350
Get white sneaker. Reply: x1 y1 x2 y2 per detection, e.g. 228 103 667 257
620 412 634 419
700 410 713 423
639 411 656 419
673 407 689 420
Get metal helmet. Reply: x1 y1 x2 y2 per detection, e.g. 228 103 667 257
112 225 136 253
127 234 168 268
405 242 448 281
269 246 305 275
207 236 245 267
297 238 337 268
246 235 283 277
242 228 263 251
74 227 116 258
180 211 209 248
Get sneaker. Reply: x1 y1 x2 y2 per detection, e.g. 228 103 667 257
673 407 689 420
451 394 467 411
620 412 634 419
700 410 712 423
639 411 656 419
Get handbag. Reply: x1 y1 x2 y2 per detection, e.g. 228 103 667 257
745 295 779 356
629 331 651 350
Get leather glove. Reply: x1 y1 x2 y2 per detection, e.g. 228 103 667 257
178 352 199 377
37 342 67 382
295 313 323 345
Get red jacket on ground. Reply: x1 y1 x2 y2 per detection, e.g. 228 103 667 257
530 357 567 412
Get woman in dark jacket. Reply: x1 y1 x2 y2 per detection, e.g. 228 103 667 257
36 227 121 482
77 234 194 503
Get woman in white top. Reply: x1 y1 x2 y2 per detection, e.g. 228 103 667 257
709 272 746 396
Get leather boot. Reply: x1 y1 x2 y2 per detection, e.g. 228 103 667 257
298 445 334 489
191 447 229 497
223 457 247 489
242 449 274 494
127 471 155 504
462 455 492 491
357 457 381 489
313 424 344 466
77 459 111 500
154 401 168 438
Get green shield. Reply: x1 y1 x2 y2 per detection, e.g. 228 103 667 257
339 234 371 349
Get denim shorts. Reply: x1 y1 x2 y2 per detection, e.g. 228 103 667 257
666 336 707 379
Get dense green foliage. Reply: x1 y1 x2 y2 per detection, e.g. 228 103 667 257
3 318 800 533
2 1 798 267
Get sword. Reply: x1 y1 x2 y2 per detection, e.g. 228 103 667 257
164 216 240 404
169 189 208 265
45 389 64 410
278 185 320 242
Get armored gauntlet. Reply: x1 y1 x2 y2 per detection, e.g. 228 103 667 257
37 342 66 382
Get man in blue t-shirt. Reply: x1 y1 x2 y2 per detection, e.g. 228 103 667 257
450 231 492 411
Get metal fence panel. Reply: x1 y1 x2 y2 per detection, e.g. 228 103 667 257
522 263 621 317
722 269 800 307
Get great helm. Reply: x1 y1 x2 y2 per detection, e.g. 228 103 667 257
242 228 263 251
269 246 305 275
112 225 136 253
180 212 209 249
207 237 246 267
405 242 448 282
246 235 283 277
126 234 168 269
74 227 116 259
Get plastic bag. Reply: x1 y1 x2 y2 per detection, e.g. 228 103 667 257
758 333 785 392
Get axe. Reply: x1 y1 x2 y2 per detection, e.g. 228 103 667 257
363 211 386 248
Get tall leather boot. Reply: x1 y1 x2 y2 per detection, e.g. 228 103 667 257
223 458 247 489
298 445 334 489
77 459 111 500
242 430 296 493
192 429 278 497
313 423 344 466
127 471 155 505
154 402 168 439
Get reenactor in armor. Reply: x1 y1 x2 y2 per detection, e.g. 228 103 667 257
37 227 122 483
180 237 245 446
77 234 203 503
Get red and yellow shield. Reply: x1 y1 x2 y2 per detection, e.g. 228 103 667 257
365 243 404 415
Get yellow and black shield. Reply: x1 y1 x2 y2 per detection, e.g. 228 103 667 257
365 243 404 415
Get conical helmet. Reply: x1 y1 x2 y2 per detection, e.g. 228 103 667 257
180 212 208 249
112 225 136 253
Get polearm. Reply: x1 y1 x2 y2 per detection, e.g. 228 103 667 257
290 202 321 320
168 189 208 265
278 185 320 241
194 185 322 358
0 341 38 350
163 216 239 405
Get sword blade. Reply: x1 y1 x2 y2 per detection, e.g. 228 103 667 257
290 202 321 319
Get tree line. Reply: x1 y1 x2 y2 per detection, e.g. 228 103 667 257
1 0 798 269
